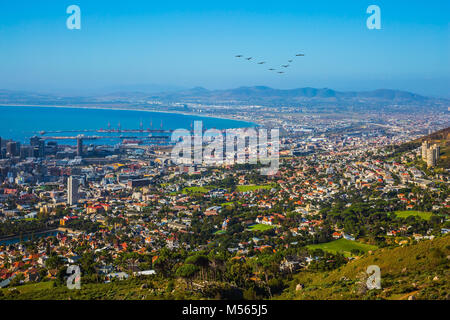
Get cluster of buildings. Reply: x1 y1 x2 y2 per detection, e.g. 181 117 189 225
421 141 441 167
0 109 448 290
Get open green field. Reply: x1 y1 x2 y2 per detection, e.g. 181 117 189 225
221 201 242 207
182 186 210 194
237 184 273 192
394 210 433 221
248 224 275 232
307 238 378 257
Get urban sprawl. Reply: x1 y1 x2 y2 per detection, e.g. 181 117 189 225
0 106 449 300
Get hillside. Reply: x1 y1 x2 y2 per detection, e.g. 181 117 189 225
412 126 450 144
280 235 450 300
414 126 450 169
2 236 448 300
388 126 450 169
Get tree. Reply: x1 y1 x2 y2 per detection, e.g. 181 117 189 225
176 264 199 290
185 254 210 281
45 255 64 270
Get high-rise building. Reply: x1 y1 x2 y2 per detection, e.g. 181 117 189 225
422 141 440 167
46 141 58 155
6 141 17 157
433 144 440 160
421 141 430 160
426 148 436 167
77 137 83 157
20 146 31 159
30 136 45 158
67 176 79 205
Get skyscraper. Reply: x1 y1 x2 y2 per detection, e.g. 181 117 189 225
421 141 430 160
426 147 437 167
422 141 440 167
433 144 440 160
6 141 17 157
30 136 45 158
77 137 83 157
67 176 79 205
20 145 31 159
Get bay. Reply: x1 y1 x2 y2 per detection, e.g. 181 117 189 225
0 106 254 145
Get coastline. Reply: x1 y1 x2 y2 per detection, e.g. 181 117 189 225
0 228 61 245
0 104 258 127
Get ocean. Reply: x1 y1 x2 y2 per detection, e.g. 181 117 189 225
0 106 254 145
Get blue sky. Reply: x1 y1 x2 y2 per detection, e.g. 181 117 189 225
0 0 448 97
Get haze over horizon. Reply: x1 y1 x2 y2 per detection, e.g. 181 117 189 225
0 0 449 97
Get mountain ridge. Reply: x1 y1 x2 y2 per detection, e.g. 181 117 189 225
0 86 448 112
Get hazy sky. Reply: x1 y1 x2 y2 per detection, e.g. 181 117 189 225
0 0 449 97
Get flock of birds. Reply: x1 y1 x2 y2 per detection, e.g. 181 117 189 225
234 53 305 74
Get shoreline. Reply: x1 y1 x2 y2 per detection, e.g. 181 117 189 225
0 104 258 127
0 228 61 244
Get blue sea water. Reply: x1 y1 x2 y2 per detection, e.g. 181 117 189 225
0 106 254 145
0 230 61 245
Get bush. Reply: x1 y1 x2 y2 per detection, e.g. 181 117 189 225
268 278 285 294
243 287 257 300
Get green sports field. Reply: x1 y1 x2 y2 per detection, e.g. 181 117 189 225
394 210 433 221
237 184 273 192
306 238 378 257
248 223 275 231
182 186 210 194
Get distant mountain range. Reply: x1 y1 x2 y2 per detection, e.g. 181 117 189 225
0 86 448 112
155 86 435 103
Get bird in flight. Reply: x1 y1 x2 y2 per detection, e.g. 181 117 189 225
246 57 252 60
235 55 243 58
288 60 293 63
282 64 290 68
258 62 266 64
268 68 275 71
296 53 305 56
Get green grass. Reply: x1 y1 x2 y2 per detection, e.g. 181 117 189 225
237 184 273 192
182 186 209 194
1 280 54 295
0 278 200 300
248 224 275 232
280 235 450 300
307 238 378 257
394 211 434 221
213 230 226 235
221 201 241 207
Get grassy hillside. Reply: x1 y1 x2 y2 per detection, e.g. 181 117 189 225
411 126 450 169
389 126 450 169
412 126 450 144
306 239 378 257
280 235 450 300
2 236 448 300
0 277 201 300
